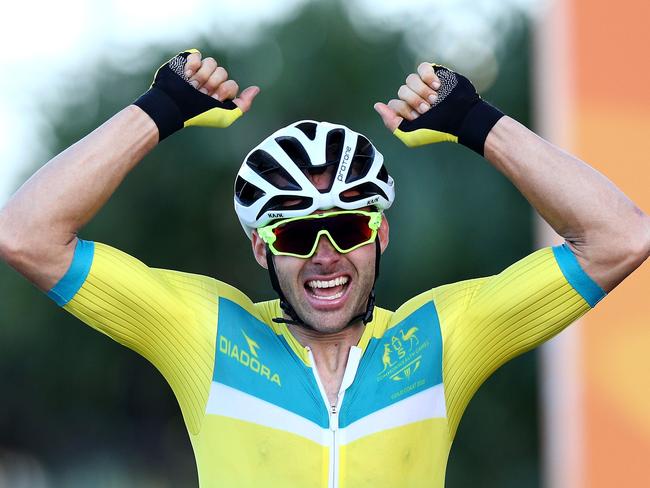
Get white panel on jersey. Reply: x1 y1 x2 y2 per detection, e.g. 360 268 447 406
206 381 329 445
339 384 447 445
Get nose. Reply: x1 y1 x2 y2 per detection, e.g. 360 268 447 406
310 233 341 265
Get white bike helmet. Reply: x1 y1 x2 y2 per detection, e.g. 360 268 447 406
233 120 395 329
234 120 395 238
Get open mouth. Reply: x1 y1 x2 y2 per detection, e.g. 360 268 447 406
305 275 350 301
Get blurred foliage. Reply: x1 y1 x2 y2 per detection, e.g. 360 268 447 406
0 2 538 487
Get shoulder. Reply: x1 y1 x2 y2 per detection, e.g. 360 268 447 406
386 279 488 328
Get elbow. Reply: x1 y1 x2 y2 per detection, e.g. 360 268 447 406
630 212 650 266
617 210 650 273
583 210 650 292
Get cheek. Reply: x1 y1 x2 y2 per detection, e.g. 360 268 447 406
273 256 304 284
348 246 377 278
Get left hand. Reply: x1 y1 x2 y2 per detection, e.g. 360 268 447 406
374 63 503 155
374 62 441 131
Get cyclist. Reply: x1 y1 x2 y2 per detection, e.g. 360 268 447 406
0 50 648 487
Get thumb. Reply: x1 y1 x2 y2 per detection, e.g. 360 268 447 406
374 102 402 132
234 86 261 113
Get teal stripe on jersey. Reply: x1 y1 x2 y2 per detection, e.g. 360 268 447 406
552 243 606 307
212 297 329 428
48 239 95 306
339 300 443 428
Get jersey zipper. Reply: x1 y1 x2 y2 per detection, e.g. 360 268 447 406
330 402 339 488
307 346 362 488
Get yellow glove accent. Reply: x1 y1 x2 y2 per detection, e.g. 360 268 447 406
184 106 243 129
392 127 458 148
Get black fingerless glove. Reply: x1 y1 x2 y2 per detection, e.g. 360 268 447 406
133 49 242 141
393 65 504 155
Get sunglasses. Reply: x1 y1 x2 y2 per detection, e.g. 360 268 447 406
258 210 382 258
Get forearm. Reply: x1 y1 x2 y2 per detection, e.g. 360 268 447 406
484 116 650 291
0 105 158 290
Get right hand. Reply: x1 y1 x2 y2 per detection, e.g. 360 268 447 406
134 49 260 140
183 50 260 114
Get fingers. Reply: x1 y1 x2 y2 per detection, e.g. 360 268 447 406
373 102 403 132
398 83 431 115
234 86 261 113
202 66 228 95
184 51 202 78
417 62 440 90
188 56 217 89
215 79 239 102
406 73 438 106
388 99 419 121
391 63 445 118
181 51 260 111
377 62 446 133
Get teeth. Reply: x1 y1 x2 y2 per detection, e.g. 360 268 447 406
313 290 344 300
307 276 349 289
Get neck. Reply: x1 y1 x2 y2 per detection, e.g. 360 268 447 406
288 321 364 375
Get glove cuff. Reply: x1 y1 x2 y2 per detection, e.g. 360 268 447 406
457 100 504 156
133 87 184 141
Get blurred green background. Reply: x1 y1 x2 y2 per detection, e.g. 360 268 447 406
0 2 538 486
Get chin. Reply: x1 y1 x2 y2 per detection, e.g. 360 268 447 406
300 309 361 334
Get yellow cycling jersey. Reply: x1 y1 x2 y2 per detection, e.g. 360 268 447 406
47 240 604 487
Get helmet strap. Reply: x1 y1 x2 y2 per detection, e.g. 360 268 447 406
268 238 381 328
265 246 308 327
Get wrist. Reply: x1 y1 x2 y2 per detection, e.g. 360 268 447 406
121 105 161 152
458 100 504 156
482 115 514 161
132 87 184 141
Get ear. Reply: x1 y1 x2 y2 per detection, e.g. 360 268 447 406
378 214 390 254
251 231 269 269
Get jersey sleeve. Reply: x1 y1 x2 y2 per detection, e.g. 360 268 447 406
432 244 606 438
46 239 221 434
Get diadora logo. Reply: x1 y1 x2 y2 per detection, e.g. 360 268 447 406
243 331 260 358
219 330 282 386
377 326 430 382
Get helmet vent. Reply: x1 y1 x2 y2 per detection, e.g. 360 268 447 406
377 164 389 183
340 182 388 203
256 195 314 220
345 135 375 183
295 122 317 140
275 137 313 169
246 149 301 191
326 129 345 165
235 176 266 206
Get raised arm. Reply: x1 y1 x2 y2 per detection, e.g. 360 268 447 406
374 63 650 291
0 50 259 291
482 116 648 291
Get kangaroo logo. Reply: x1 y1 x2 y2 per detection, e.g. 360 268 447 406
377 325 426 382
381 344 394 372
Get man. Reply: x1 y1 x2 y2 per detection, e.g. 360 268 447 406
0 49 647 487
